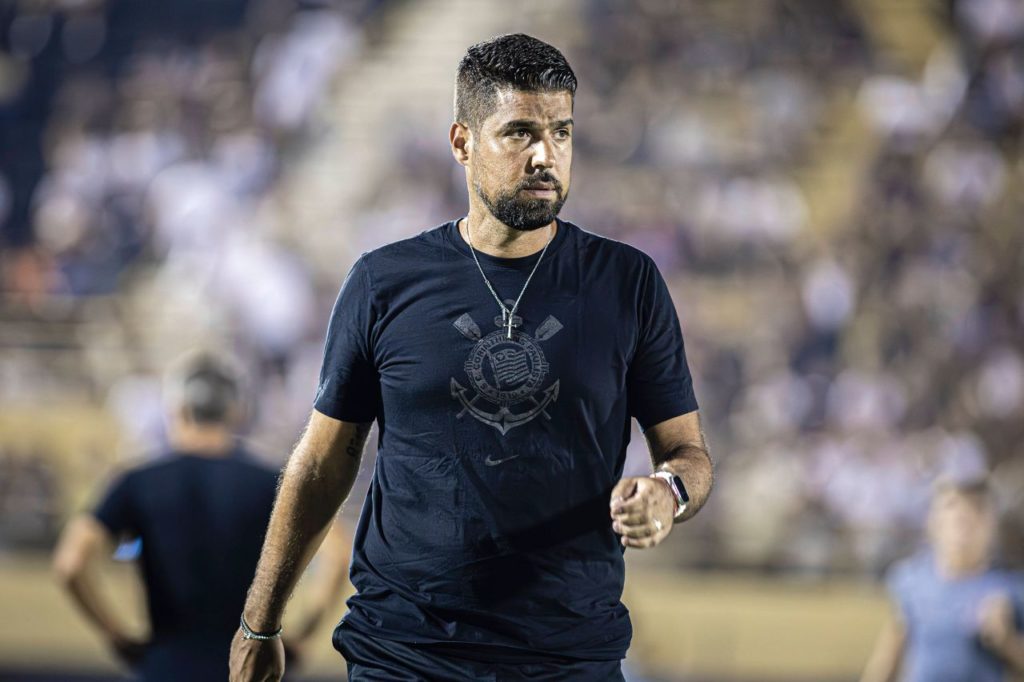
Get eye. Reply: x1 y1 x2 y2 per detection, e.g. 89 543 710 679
509 128 530 139
554 128 571 140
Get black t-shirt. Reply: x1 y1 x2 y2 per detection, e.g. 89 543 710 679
93 449 279 680
315 218 698 662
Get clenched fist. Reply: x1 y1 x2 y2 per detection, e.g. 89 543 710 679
609 476 675 549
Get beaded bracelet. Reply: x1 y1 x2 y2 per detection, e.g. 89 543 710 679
240 614 282 641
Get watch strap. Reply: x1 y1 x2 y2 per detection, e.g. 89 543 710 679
650 470 689 520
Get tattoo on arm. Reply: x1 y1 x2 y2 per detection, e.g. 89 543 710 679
242 418 372 631
345 422 371 459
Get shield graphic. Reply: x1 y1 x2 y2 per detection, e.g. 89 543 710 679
489 347 530 389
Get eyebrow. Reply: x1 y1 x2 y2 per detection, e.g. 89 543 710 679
499 118 574 132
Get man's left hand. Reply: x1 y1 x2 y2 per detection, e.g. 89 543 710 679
108 633 148 668
609 476 675 549
978 593 1016 654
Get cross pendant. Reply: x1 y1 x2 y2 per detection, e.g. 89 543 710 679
496 308 521 339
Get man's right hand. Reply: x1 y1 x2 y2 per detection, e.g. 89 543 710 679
108 633 148 668
229 629 285 682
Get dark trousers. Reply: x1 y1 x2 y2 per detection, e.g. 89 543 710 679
335 622 625 681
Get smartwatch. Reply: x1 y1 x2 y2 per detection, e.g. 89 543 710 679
650 469 690 520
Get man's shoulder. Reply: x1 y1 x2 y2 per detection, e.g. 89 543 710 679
565 220 657 269
93 453 181 503
359 222 452 270
108 451 179 480
885 550 933 594
115 449 276 477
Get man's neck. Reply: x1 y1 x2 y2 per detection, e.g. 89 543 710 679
458 209 556 259
935 551 990 580
169 425 235 458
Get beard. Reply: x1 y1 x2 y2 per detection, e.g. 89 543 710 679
474 173 567 231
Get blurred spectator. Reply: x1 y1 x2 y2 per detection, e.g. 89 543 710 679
51 350 352 681
859 478 1024 682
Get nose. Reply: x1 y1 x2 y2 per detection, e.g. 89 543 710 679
529 137 555 170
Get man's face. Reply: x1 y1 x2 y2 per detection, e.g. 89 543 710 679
466 88 573 231
928 488 996 566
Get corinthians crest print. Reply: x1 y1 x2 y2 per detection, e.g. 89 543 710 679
450 303 562 435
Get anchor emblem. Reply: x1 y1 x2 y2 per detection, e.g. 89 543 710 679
450 307 562 435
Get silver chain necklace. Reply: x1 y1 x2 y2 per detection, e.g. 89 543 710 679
464 219 555 339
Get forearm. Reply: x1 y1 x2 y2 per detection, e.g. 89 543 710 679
654 443 712 522
243 419 368 631
53 517 136 642
859 615 905 682
62 565 133 640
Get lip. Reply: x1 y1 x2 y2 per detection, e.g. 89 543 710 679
521 187 556 195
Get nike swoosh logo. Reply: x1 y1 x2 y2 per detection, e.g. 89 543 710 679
484 454 521 466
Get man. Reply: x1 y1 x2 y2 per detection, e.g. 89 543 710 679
230 33 713 681
860 478 1024 682
53 352 349 681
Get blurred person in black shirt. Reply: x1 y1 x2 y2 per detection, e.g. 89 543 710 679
53 351 350 681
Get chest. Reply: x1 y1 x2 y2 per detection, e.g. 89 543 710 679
376 268 633 395
905 578 1001 640
365 269 640 454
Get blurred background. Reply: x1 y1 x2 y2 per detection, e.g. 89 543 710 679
1 0 1023 680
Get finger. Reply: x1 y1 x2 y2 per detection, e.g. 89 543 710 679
611 517 650 534
610 478 638 507
611 511 649 526
621 534 658 549
618 523 657 539
611 493 650 515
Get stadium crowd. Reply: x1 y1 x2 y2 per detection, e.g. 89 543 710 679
1 0 1023 576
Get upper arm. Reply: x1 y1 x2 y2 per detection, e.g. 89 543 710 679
52 515 117 582
313 256 381 423
643 410 708 465
627 256 698 430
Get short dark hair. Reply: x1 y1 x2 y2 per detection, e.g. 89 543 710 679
168 351 242 425
455 33 577 131
934 476 994 510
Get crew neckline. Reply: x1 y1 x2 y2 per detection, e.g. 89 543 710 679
445 216 570 269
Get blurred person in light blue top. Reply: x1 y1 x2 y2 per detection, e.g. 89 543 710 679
860 477 1024 682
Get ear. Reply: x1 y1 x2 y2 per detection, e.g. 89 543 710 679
450 121 471 167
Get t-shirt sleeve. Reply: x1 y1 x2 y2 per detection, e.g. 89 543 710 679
313 254 381 422
1010 572 1024 630
92 472 138 538
626 256 698 431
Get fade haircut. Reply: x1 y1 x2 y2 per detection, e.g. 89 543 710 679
455 33 577 131
165 350 243 425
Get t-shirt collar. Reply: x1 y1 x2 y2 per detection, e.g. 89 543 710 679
445 216 569 269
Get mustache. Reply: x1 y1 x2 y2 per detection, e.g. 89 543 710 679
518 173 563 193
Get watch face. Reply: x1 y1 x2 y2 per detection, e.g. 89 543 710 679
672 474 690 503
